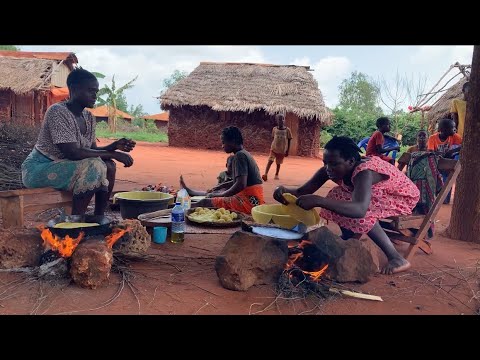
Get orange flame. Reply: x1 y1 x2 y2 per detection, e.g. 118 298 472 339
285 241 328 282
285 252 303 270
297 240 312 249
105 227 130 248
303 264 329 282
38 225 84 258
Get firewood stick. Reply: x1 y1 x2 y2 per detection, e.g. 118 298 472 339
329 287 383 302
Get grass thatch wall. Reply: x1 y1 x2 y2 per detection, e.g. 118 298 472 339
427 78 467 131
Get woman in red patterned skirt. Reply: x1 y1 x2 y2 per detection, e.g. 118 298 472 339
274 136 419 275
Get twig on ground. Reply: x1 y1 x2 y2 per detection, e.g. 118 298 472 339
194 301 210 315
189 283 220 297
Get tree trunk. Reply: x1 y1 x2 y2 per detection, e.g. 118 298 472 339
108 105 114 133
446 45 480 242
108 102 117 134
112 98 117 133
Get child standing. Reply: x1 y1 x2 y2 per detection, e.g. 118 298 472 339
262 113 292 181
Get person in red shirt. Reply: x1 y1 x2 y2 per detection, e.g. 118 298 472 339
365 117 400 165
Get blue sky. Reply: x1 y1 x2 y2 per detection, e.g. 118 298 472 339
21 46 474 115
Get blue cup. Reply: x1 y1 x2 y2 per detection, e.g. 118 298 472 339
153 227 167 244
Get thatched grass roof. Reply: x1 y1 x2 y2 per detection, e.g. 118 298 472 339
0 51 78 70
427 77 467 127
0 57 57 94
160 62 331 124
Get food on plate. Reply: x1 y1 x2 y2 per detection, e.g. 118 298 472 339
188 207 238 223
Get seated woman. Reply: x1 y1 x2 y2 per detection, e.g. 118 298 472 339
398 130 428 172
274 136 420 275
192 126 265 214
179 155 234 197
21 68 135 216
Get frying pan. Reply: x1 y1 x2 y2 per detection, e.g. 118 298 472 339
46 215 113 238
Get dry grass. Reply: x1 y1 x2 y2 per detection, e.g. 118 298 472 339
160 62 331 124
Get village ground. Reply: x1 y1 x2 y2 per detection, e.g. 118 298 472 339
1 140 479 315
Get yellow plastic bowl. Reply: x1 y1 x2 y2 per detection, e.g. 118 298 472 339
251 204 300 229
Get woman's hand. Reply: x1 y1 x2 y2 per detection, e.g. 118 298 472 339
296 195 322 210
273 186 289 205
114 152 134 167
114 138 136 152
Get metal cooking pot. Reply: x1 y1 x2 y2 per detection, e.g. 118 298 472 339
46 215 113 238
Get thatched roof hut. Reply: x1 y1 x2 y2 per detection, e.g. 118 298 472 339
160 62 331 157
161 62 330 122
0 52 77 124
0 57 59 94
426 77 467 131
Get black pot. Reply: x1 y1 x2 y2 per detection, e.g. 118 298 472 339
46 215 113 238
117 198 171 219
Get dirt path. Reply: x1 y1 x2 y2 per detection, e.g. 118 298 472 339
1 141 478 315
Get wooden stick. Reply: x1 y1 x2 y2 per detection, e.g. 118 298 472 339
329 287 383 301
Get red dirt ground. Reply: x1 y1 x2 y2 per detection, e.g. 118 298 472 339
1 140 479 315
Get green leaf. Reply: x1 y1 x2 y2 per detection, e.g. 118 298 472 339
91 72 106 79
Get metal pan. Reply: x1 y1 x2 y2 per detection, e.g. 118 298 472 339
46 215 113 238
241 221 307 241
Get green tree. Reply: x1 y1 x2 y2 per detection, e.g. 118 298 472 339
0 45 19 51
338 71 383 115
161 70 188 94
326 71 384 143
115 93 129 113
129 104 148 128
96 75 137 133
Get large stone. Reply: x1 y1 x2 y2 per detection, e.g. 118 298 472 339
70 239 113 289
0 228 43 269
306 227 377 283
215 231 288 291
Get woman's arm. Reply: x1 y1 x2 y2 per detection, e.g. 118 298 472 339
273 167 330 204
92 138 136 152
209 176 247 198
296 170 374 218
57 143 133 167
209 180 234 192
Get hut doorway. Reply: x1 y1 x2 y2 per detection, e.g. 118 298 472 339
285 112 299 156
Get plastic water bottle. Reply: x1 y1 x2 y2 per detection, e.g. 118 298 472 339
176 188 191 211
171 202 185 243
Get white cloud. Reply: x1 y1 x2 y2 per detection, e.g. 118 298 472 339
410 46 474 65
292 56 311 66
293 56 352 108
21 46 266 114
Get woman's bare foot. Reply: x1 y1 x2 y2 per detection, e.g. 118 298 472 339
381 257 411 275
262 174 268 182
